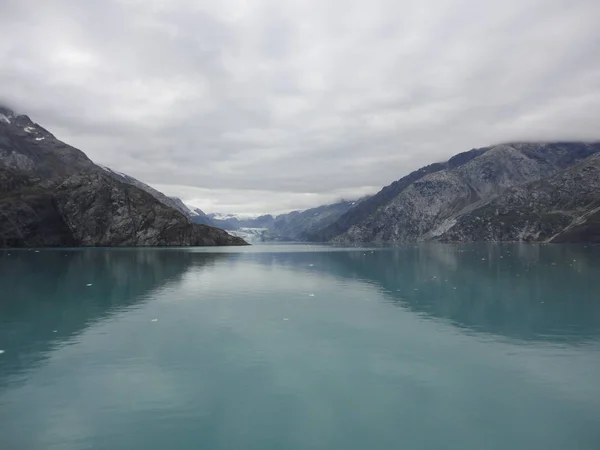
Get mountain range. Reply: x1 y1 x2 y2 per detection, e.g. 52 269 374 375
194 199 367 243
2 105 599 246
202 142 600 244
0 106 246 247
323 142 600 243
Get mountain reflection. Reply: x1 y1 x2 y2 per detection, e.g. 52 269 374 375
244 244 600 343
0 249 229 383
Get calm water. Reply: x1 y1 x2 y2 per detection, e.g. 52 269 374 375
1 244 599 450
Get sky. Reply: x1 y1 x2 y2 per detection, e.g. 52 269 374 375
1 0 599 214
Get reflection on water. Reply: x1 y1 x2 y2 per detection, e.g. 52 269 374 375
0 250 228 381
0 244 599 450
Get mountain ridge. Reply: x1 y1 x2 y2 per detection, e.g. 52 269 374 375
329 142 600 244
0 106 247 247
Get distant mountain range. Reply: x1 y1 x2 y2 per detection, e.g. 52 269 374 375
202 142 600 244
0 106 246 247
196 199 368 243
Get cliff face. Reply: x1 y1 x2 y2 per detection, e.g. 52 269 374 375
331 142 600 244
0 107 247 247
439 154 600 243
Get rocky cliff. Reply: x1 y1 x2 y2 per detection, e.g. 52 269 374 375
330 142 600 244
439 153 600 243
0 106 247 247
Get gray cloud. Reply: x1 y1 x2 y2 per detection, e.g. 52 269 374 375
1 0 599 213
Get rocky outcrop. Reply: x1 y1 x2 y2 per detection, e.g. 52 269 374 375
0 106 247 247
439 154 600 243
330 142 600 244
314 147 490 242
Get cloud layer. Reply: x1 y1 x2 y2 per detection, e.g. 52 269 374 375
2 0 599 213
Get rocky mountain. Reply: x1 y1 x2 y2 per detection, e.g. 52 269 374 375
96 164 197 219
0 106 247 247
439 153 600 243
166 196 214 226
272 200 365 241
329 142 600 244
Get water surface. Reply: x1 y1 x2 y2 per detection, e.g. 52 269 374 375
1 244 599 450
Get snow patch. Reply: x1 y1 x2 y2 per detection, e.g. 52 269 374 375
0 113 10 124
184 203 200 216
35 137 45 141
210 213 263 220
98 164 128 179
24 126 35 133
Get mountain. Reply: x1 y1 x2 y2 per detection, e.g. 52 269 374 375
95 164 196 219
204 213 275 232
439 153 600 243
0 106 247 247
314 149 487 241
329 142 600 244
205 199 365 241
166 196 215 226
272 200 366 241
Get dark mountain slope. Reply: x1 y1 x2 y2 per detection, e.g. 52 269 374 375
0 107 246 247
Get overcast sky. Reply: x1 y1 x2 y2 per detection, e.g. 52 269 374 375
1 0 599 214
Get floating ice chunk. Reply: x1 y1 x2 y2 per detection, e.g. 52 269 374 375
308 293 315 297
453 287 457 290
86 283 92 287
53 330 58 333
309 264 314 267
283 318 289 321
0 350 4 354
151 318 158 322
34 250 39 253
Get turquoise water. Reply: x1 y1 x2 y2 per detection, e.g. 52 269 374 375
1 244 599 450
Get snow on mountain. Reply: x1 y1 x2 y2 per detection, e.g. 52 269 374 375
209 213 264 220
98 164 129 179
